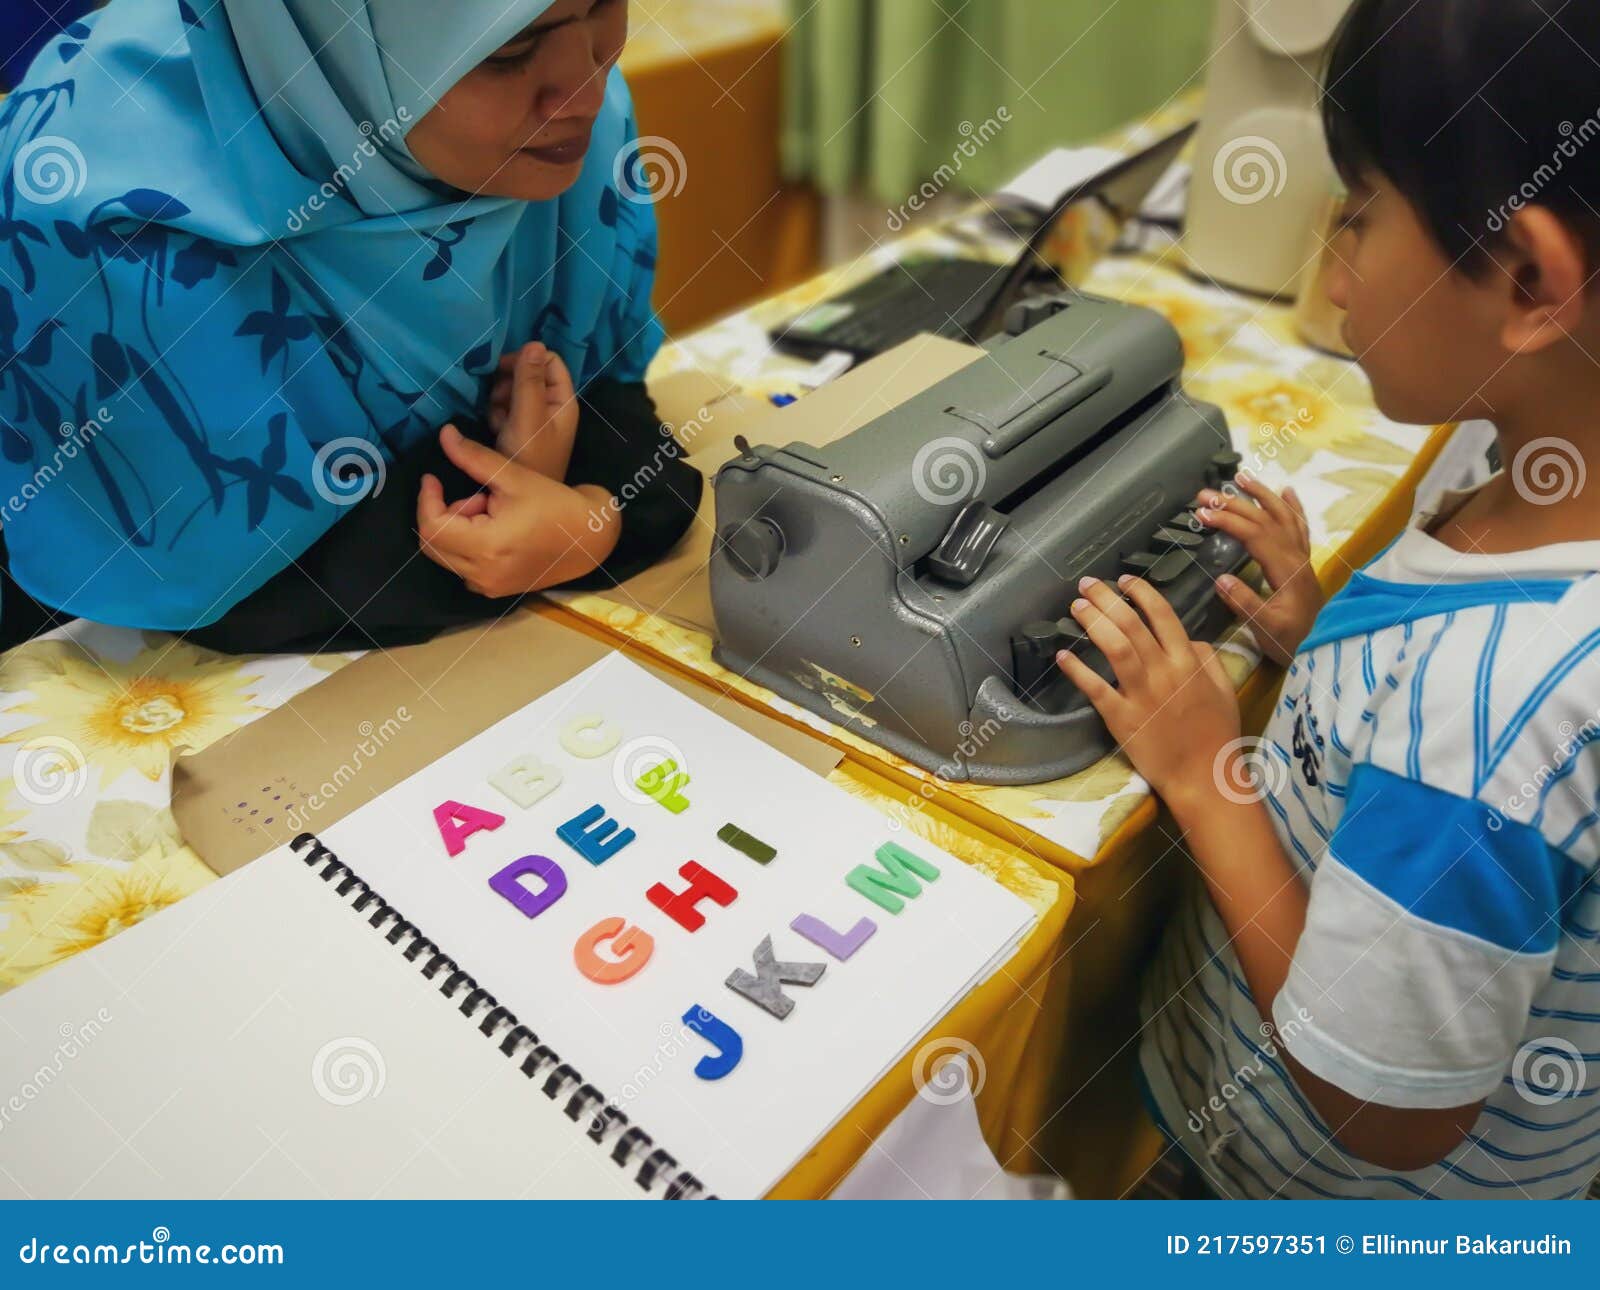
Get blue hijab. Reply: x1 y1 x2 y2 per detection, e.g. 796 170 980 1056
0 0 663 629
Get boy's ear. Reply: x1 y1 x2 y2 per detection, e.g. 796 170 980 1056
1498 208 1592 354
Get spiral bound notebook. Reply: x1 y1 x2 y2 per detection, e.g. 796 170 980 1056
286 829 712 1197
0 655 1035 1199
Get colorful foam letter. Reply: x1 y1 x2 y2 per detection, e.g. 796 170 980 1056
489 855 567 919
646 862 738 932
557 804 637 865
717 823 776 865
682 1004 743 1080
433 800 506 858
574 918 655 984
790 913 877 961
636 759 691 814
560 715 621 759
725 935 826 1020
489 755 563 810
845 841 941 914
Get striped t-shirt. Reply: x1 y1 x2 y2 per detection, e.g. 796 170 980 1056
1141 483 1600 1199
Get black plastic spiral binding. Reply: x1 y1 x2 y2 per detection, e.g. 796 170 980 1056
289 833 713 1200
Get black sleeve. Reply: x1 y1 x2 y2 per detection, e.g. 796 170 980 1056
561 378 705 589
181 382 703 655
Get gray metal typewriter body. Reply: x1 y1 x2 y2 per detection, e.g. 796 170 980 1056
710 292 1248 785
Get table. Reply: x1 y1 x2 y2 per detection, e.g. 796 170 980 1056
0 92 1452 1195
546 103 1457 1190
0 616 1074 1198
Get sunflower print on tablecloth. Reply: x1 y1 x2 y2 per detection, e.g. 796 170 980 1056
0 637 265 784
0 629 341 993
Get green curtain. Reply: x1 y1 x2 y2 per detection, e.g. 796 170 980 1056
783 0 1215 202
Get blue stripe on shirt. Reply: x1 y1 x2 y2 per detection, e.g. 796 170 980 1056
1300 571 1571 655
1407 614 1454 782
1328 764 1569 954
1474 604 1507 791
1486 625 1600 780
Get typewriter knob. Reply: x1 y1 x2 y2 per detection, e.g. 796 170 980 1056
1206 450 1244 489
719 518 785 581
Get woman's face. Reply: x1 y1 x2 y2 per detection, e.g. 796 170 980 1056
407 0 629 201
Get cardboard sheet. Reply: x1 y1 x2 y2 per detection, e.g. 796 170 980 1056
172 611 838 876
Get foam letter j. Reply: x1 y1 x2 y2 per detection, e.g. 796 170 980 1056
683 1004 743 1080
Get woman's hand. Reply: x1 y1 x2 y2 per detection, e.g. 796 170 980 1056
1056 574 1242 805
486 342 580 480
416 424 618 599
1195 474 1323 666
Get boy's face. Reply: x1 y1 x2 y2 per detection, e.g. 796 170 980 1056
1324 175 1508 425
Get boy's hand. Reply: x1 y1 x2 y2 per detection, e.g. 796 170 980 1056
487 342 579 480
1195 474 1323 667
1056 574 1242 804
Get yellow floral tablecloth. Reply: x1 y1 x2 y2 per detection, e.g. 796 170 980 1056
0 623 1060 989
0 629 346 991
554 105 1448 871
0 616 1073 1191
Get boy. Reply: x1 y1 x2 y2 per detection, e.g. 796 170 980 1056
1058 0 1600 1197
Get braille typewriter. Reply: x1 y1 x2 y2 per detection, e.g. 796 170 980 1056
710 291 1249 784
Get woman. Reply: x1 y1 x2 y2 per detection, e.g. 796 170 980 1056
0 0 701 653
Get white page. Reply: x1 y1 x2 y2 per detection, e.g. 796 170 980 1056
997 146 1127 209
311 655 1036 1199
0 853 646 1200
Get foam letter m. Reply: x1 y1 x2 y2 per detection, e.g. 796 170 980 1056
845 842 941 915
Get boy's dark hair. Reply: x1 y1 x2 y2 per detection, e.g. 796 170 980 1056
1323 0 1600 275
